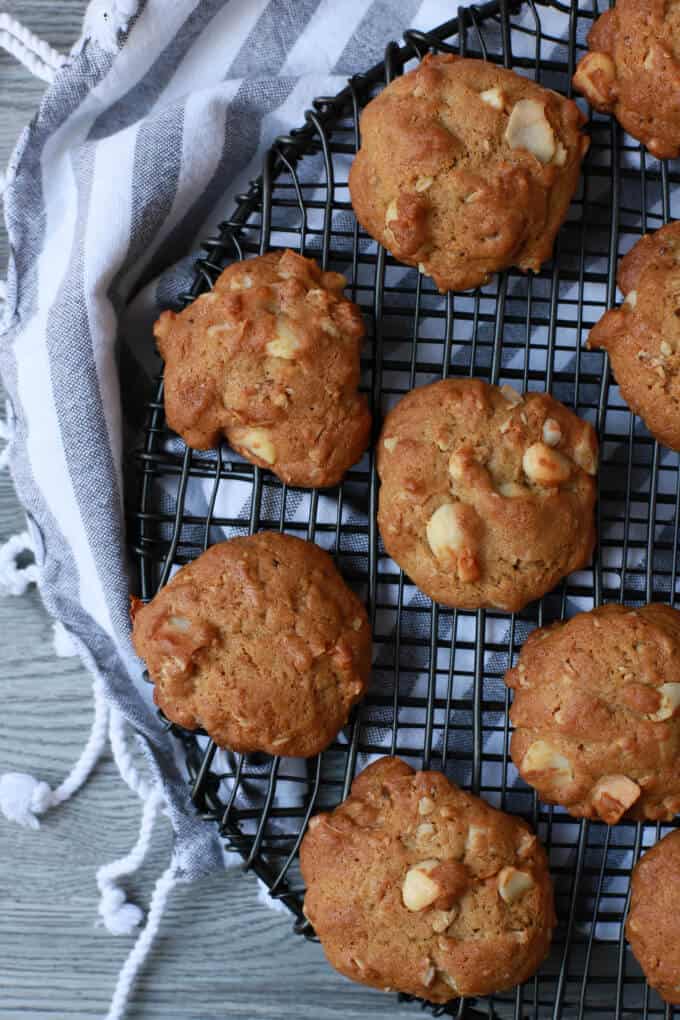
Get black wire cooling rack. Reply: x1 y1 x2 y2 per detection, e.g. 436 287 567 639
131 2 680 1017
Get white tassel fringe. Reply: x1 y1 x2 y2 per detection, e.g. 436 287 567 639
105 858 179 1020
96 788 164 935
0 675 109 829
0 530 38 595
0 13 65 82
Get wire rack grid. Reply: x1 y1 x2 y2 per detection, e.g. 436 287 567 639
131 2 680 1017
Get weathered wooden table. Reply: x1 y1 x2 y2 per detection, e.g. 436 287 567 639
0 3 415 1016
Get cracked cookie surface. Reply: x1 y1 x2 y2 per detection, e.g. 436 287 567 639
588 221 680 452
155 249 371 488
300 756 555 1003
507 603 680 824
131 532 371 757
349 53 589 293
376 379 598 612
573 0 680 160
627 830 680 1004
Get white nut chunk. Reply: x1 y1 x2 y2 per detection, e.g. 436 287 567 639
385 199 398 224
231 427 276 465
523 442 572 485
229 274 253 291
591 774 641 825
497 481 529 499
572 433 598 476
465 825 488 854
415 822 435 844
553 141 568 167
500 383 523 406
516 830 537 860
497 866 535 904
419 796 435 816
415 176 433 192
402 860 440 912
439 971 459 992
431 907 457 933
168 615 191 632
425 503 480 582
573 51 617 108
480 86 504 110
542 418 562 447
522 741 573 784
624 289 637 308
648 683 680 721
505 99 556 164
320 317 339 336
266 317 301 359
383 436 398 453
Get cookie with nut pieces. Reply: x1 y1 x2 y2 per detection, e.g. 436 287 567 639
627 830 680 1004
349 53 589 293
588 221 680 452
573 0 680 160
154 249 371 488
131 532 372 758
506 602 680 824
300 756 555 1003
377 378 598 612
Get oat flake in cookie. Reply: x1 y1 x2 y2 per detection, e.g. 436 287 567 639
573 0 680 160
588 221 680 452
349 53 589 293
627 830 680 1004
507 603 680 824
131 533 372 758
154 249 371 488
377 379 598 613
300 756 555 1003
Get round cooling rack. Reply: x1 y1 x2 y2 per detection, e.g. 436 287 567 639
130 2 680 1017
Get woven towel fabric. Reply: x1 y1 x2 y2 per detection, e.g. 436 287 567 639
0 0 478 884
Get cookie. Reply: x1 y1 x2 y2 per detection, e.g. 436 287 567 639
300 756 555 1002
349 53 589 293
376 379 598 612
573 0 680 160
131 532 372 757
154 249 371 488
588 221 680 451
627 830 680 1004
506 603 680 824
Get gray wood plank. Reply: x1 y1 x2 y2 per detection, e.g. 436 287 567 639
0 5 417 1016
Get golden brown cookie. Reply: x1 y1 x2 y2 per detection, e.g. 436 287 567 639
131 532 371 757
627 830 680 1004
300 756 555 1003
507 603 680 824
154 249 371 488
349 53 589 293
588 221 680 451
573 0 680 160
376 379 598 612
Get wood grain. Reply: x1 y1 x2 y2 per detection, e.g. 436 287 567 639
0 4 416 1017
